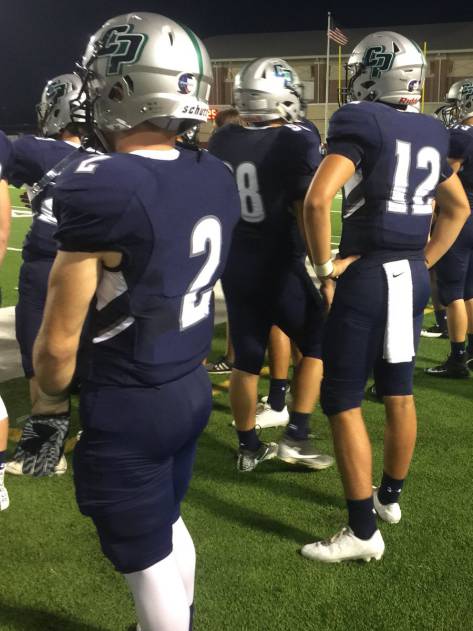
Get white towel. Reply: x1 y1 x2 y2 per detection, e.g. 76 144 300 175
382 259 415 364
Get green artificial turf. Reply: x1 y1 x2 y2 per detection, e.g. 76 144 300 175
1 189 472 630
1 321 472 631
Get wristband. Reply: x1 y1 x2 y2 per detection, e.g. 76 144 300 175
314 259 334 278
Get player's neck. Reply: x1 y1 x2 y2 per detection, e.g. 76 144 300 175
59 131 81 145
462 116 473 126
113 128 177 154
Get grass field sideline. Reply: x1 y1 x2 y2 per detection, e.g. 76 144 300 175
1 189 472 630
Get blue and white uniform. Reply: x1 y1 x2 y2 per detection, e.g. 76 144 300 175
208 122 324 374
435 124 473 305
322 101 452 415
54 147 240 573
6 135 81 377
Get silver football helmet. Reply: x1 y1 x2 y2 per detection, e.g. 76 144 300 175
36 73 83 137
79 12 212 134
456 79 473 122
342 31 426 110
434 80 473 127
233 58 304 123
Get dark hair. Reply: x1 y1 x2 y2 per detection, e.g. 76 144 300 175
215 108 243 128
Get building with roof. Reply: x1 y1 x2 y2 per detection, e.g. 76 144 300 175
200 21 473 138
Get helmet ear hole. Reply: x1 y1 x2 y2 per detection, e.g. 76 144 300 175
361 81 375 89
109 82 125 103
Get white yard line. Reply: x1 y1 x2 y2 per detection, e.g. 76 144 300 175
7 247 22 252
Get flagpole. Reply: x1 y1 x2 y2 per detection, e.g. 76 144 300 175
324 11 331 140
338 45 342 105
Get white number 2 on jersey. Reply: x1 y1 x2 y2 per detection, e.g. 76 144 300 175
180 216 222 330
75 155 111 174
388 140 441 215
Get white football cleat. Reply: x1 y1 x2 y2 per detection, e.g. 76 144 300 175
301 527 385 563
0 467 10 511
278 435 334 470
5 454 67 476
255 402 289 429
231 403 289 429
373 487 402 524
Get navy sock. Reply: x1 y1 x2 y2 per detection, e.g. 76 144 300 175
267 379 287 412
0 450 5 466
451 341 466 362
347 497 377 540
286 411 310 440
237 428 261 451
189 604 194 631
467 333 473 355
378 472 404 505
435 309 447 332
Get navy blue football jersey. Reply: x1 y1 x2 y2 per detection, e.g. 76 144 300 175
54 148 240 387
6 136 81 260
449 124 473 213
0 131 12 179
328 101 453 259
208 123 321 253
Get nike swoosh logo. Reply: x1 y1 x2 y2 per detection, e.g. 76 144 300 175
393 272 404 278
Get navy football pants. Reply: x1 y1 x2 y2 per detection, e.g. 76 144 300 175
73 366 212 574
222 250 324 375
321 259 430 416
436 217 473 305
15 258 53 378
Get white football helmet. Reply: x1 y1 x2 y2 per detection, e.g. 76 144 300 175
233 58 304 123
36 73 83 137
342 31 426 110
78 12 212 134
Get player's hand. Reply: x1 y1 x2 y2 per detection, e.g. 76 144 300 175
320 278 336 313
10 414 70 477
20 192 31 209
321 255 360 280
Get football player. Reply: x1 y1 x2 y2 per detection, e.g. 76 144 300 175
209 57 334 471
5 74 86 476
0 129 12 509
426 78 473 376
33 13 239 631
301 32 469 563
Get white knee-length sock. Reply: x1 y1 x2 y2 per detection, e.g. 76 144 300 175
172 517 196 606
125 552 190 631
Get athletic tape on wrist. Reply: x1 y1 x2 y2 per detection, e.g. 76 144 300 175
314 259 334 278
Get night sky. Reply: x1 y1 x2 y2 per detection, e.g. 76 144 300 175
2 0 473 130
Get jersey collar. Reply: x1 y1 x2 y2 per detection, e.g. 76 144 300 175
129 148 180 161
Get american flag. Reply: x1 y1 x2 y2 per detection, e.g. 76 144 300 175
328 24 348 46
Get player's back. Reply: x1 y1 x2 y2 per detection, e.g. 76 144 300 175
450 124 473 214
7 135 80 260
208 123 320 254
55 147 240 387
329 101 452 260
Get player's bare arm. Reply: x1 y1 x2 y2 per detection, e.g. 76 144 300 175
425 172 470 268
0 179 11 268
33 251 117 397
303 153 359 278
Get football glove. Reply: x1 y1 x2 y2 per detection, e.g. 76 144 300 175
11 413 70 477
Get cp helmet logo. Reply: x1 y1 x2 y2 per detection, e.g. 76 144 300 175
363 46 395 79
46 81 67 103
98 24 148 76
274 64 294 88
